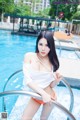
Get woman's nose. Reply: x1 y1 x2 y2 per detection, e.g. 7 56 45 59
42 46 45 50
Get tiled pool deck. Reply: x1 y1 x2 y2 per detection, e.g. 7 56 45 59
59 58 80 88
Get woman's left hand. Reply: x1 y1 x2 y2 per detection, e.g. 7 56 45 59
54 71 63 83
50 72 63 88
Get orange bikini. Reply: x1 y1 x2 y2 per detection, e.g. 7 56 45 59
32 98 45 104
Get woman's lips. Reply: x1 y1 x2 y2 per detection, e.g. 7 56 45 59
41 52 45 54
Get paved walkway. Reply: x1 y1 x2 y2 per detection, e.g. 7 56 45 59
72 35 80 47
59 58 80 79
59 57 80 88
0 22 19 30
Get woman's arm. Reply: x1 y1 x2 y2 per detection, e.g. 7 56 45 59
27 81 55 102
50 71 62 88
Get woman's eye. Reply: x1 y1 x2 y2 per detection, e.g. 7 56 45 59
46 44 48 47
39 43 43 46
39 43 48 47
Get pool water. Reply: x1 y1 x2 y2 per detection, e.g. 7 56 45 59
0 30 79 92
0 30 80 119
0 30 36 113
0 30 36 91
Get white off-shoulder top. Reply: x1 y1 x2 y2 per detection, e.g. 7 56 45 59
23 63 55 89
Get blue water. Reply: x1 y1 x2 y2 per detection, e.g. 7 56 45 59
0 30 80 117
0 30 36 113
0 30 79 91
0 30 36 91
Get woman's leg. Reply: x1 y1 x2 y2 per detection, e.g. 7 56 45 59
40 102 54 120
21 98 41 120
40 86 57 120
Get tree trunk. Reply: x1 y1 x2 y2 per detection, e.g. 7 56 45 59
1 13 4 22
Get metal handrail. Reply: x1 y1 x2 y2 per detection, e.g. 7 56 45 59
0 90 76 120
74 50 80 59
3 69 22 92
62 78 74 120
2 69 74 116
2 69 22 112
61 78 74 113
58 39 62 56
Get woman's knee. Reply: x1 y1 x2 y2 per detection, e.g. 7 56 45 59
40 102 54 120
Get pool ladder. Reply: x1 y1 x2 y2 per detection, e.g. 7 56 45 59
0 69 76 120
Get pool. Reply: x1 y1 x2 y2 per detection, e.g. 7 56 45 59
7 86 80 120
0 30 80 120
0 30 80 91
0 30 36 91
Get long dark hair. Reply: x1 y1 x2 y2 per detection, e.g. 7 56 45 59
35 31 59 72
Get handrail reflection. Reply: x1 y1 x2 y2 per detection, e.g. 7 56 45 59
0 90 76 120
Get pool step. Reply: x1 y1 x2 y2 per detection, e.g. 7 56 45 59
8 87 80 120
8 96 69 120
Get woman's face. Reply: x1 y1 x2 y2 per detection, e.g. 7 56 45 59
38 38 50 57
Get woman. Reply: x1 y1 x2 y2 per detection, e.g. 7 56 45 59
22 31 62 120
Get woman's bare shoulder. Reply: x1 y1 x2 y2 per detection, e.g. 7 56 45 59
25 52 36 58
24 52 36 63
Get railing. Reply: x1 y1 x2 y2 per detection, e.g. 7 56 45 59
0 90 76 120
55 39 80 59
58 39 62 56
2 69 74 120
74 50 80 59
2 69 23 112
61 78 74 114
2 69 22 93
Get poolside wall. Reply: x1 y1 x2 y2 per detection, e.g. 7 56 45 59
59 77 80 89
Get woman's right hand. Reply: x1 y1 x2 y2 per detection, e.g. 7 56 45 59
41 92 53 103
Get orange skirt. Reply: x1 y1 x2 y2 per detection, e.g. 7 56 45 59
32 97 45 104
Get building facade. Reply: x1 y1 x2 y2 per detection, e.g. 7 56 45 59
23 0 50 13
35 0 50 13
